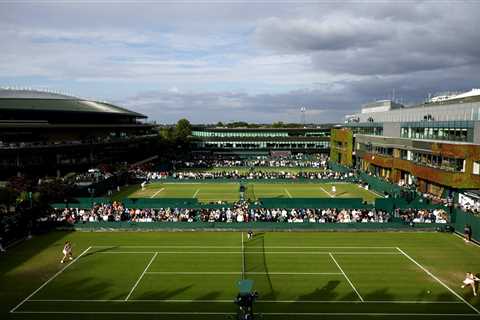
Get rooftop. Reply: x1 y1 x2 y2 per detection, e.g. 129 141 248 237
0 89 145 118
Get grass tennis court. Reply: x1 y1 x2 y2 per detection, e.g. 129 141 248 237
4 231 480 319
129 182 381 203
131 182 241 202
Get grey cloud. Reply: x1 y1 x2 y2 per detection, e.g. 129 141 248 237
311 47 473 76
120 61 480 124
2 1 480 124
254 16 390 52
255 2 480 76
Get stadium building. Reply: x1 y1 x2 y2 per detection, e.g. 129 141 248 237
0 88 157 178
191 125 332 158
331 88 480 198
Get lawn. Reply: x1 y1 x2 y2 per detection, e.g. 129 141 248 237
249 183 380 203
128 182 381 203
2 231 480 320
130 182 241 203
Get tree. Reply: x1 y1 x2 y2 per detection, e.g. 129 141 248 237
175 118 192 141
272 121 285 128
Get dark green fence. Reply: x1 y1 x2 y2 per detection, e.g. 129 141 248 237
259 198 369 209
51 197 111 209
451 208 480 242
328 161 351 173
123 198 200 208
374 198 445 211
69 221 444 232
358 172 401 197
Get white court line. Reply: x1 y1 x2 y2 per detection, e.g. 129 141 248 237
319 186 334 198
27 299 463 304
363 186 385 198
98 252 159 254
9 246 92 313
329 252 364 302
95 251 402 255
13 311 235 315
192 189 200 198
125 252 158 301
11 311 479 317
92 246 398 249
150 188 164 198
453 232 480 247
145 272 343 275
284 188 292 198
265 312 479 317
241 232 245 279
453 232 466 241
163 182 238 185
396 247 480 314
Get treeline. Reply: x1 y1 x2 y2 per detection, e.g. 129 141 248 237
210 121 306 128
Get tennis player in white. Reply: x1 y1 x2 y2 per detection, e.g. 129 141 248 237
61 241 73 264
461 272 480 296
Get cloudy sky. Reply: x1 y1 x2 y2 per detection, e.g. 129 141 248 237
1 1 479 123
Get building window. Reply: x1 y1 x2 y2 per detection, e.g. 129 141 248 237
411 151 465 172
473 161 480 175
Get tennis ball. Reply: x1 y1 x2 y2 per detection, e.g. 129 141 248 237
427 290 431 294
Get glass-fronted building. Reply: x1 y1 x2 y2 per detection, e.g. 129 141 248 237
331 91 480 196
191 126 332 157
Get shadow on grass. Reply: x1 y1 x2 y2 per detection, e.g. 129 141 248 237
297 280 341 301
363 288 395 301
194 291 222 301
135 285 193 300
84 246 118 257
0 231 80 315
31 277 118 301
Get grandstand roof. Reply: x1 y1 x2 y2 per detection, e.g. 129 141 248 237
0 89 146 118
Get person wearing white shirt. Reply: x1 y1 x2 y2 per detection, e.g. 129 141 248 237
461 272 480 296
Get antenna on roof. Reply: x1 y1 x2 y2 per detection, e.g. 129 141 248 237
300 107 306 125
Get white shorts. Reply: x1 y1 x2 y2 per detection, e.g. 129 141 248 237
463 279 474 285
63 250 69 255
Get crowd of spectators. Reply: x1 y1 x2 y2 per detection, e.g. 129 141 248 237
178 157 328 170
49 201 395 224
70 169 113 185
129 154 332 181
397 208 448 224
47 201 454 225
421 192 451 206
172 170 353 181
130 169 168 181
198 205 390 223
49 202 196 223
459 200 480 215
